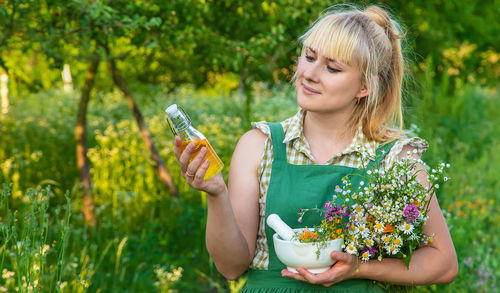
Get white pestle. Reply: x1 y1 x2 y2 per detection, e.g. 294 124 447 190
266 214 295 241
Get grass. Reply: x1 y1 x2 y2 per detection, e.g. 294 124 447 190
0 67 498 291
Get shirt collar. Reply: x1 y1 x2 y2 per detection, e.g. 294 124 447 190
282 109 304 143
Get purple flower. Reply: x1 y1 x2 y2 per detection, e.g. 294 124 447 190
404 204 419 224
363 246 377 258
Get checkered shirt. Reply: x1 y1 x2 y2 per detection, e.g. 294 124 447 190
249 109 428 269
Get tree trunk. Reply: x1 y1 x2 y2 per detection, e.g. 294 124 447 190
107 57 179 198
239 69 253 127
1 69 8 114
75 55 99 227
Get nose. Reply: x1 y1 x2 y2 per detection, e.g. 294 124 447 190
302 58 320 83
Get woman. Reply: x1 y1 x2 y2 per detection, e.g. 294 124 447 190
174 4 457 292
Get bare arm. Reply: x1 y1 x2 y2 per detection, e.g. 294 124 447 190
282 145 458 285
174 129 266 280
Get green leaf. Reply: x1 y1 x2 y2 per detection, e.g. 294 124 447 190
0 7 8 20
404 244 413 269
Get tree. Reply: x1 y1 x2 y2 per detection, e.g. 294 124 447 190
0 0 180 226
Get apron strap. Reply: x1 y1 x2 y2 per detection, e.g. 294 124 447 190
371 140 397 168
268 122 287 162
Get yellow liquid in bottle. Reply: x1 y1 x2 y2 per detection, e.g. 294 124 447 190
180 138 223 180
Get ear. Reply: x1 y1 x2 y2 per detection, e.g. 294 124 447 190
355 83 369 99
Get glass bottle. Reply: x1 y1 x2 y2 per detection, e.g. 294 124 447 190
165 104 223 180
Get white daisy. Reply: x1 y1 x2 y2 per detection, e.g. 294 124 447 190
346 243 357 255
374 222 384 234
361 251 371 261
357 224 368 237
393 236 403 247
389 246 400 255
353 204 364 214
385 245 400 255
399 223 414 235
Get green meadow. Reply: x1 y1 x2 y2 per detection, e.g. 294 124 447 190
0 1 499 292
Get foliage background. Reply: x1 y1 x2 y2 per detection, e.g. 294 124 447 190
0 0 499 292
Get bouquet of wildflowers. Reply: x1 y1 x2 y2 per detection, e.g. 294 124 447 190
297 148 449 268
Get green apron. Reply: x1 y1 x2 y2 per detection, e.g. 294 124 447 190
242 122 394 292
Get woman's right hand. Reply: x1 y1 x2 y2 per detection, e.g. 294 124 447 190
173 136 227 196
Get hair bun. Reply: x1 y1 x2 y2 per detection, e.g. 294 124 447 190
364 6 402 40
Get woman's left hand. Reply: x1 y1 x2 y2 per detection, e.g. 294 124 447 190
281 251 359 287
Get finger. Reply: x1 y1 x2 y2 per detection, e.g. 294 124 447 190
192 158 210 184
186 147 207 179
173 136 182 159
330 251 353 264
281 269 307 282
179 142 196 171
296 267 323 284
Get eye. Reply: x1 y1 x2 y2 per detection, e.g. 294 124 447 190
305 54 315 62
327 66 341 73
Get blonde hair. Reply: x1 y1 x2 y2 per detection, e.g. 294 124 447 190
298 4 405 143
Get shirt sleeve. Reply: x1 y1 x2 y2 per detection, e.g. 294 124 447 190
251 121 273 196
384 136 429 170
251 121 271 136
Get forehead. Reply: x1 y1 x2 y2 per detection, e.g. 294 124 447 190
304 47 349 66
300 13 364 67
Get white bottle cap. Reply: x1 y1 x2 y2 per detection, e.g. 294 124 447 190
165 104 179 117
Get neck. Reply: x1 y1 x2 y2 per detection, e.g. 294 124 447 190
302 110 356 164
303 110 354 143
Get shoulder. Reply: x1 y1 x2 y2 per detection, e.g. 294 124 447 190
393 135 428 159
231 128 268 168
239 128 268 145
251 118 293 139
383 134 429 168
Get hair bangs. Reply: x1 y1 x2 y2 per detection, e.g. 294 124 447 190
300 14 364 66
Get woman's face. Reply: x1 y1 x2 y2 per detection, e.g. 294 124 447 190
295 47 367 116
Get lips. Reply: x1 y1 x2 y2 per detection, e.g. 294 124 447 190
301 83 321 95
